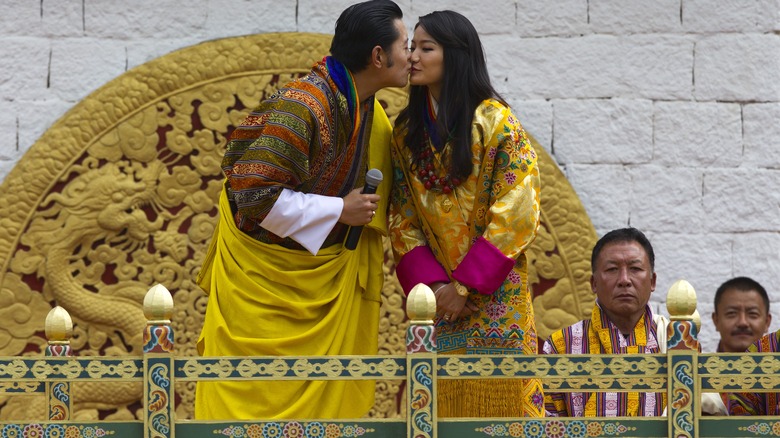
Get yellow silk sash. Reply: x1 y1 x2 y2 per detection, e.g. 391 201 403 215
194 100 391 420
584 306 656 417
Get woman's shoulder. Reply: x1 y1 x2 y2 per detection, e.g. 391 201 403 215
474 98 517 129
479 97 508 110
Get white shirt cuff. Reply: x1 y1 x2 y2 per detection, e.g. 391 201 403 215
260 188 343 255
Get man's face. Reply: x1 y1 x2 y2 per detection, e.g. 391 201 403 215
712 289 771 352
591 240 656 325
379 19 411 88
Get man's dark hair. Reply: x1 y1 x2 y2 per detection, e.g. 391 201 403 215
590 227 655 273
330 0 403 72
714 276 770 313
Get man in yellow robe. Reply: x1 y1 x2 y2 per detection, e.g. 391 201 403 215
195 0 410 420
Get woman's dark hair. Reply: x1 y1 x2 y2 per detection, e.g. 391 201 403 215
396 10 505 181
330 0 403 73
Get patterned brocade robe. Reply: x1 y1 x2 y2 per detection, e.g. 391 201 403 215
542 304 667 417
729 330 780 415
221 57 379 250
389 98 544 417
195 57 391 420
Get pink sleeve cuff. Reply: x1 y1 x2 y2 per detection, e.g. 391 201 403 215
452 236 515 295
396 245 450 295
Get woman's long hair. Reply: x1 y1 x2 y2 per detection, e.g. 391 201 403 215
397 10 505 181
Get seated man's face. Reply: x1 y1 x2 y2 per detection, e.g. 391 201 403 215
591 240 656 325
712 288 771 352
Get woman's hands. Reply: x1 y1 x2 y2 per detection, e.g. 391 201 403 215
432 282 479 322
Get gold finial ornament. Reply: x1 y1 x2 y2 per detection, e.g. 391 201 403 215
44 306 73 342
143 283 174 323
406 283 437 325
691 309 701 332
666 279 697 320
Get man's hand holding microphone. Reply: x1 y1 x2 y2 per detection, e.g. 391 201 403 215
340 169 383 250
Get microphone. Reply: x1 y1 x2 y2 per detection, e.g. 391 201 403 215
344 168 383 250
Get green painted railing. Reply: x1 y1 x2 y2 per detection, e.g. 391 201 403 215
0 281 777 438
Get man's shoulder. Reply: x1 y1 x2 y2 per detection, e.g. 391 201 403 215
241 79 338 131
748 329 780 353
255 72 336 111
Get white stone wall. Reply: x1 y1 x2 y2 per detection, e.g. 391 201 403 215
0 0 778 351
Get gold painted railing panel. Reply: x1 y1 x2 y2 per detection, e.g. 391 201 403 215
1 289 779 438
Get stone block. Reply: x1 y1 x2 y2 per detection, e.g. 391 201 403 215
204 0 297 35
298 0 377 34
85 0 209 38
515 0 588 36
0 0 39 35
0 38 50 100
684 0 779 32
590 0 681 32
50 39 127 102
41 0 83 37
744 103 780 168
410 0 516 35
733 233 780 295
565 164 631 229
553 98 654 164
629 166 706 233
695 34 780 102
703 169 780 232
491 34 693 100
654 101 742 167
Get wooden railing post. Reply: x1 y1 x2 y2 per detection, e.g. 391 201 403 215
666 279 700 438
142 284 175 438
45 306 73 421
406 283 437 438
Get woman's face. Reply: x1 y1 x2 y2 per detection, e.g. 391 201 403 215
409 26 444 98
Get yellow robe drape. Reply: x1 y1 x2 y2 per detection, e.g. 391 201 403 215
194 104 392 420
